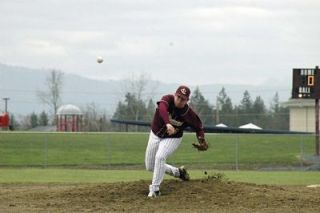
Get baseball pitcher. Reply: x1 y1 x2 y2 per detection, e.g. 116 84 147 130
145 85 209 198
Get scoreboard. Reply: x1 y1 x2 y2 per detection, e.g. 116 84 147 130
292 66 320 99
293 66 320 156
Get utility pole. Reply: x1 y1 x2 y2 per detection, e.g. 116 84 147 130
2 97 9 112
316 98 319 156
316 66 320 156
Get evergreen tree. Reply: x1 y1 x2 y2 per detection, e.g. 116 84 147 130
277 105 289 130
271 92 280 113
252 96 266 114
113 101 127 120
189 87 214 125
238 90 253 125
252 96 266 126
217 87 234 126
112 92 149 131
267 92 289 130
30 112 38 128
39 111 49 126
239 90 252 112
146 99 156 121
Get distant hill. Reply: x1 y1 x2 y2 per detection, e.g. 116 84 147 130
0 63 291 116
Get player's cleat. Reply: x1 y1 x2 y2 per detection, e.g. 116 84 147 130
148 190 161 198
179 166 190 181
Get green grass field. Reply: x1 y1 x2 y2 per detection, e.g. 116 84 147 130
0 168 319 185
0 132 319 186
0 132 315 168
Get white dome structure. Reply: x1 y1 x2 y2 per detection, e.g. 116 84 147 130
57 104 82 115
239 123 262 130
56 104 83 132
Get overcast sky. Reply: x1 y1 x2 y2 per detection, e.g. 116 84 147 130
1 0 320 86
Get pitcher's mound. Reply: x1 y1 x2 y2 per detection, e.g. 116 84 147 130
1 178 320 212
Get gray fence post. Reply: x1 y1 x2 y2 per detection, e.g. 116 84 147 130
107 136 112 168
43 134 48 168
300 135 304 170
235 135 239 171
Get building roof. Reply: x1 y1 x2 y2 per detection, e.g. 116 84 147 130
56 104 82 115
282 99 315 107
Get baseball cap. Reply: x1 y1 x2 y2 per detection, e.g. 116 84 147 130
175 85 191 100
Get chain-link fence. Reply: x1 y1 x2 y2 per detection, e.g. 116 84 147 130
0 132 319 170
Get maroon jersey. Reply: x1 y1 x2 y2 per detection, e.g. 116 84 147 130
151 94 205 138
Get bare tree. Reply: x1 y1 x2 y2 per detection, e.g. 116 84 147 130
83 102 109 131
83 103 98 131
122 73 157 117
120 73 157 131
19 114 32 130
37 70 64 123
123 73 148 100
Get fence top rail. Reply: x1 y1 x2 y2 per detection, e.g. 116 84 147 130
0 131 316 137
0 131 150 135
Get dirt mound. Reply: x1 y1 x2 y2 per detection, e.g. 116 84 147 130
1 177 320 212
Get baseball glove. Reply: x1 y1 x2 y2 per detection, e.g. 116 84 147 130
192 137 209 151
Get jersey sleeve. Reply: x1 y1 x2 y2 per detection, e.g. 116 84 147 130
156 95 172 125
187 109 205 139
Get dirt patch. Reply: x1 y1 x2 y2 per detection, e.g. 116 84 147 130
1 177 320 212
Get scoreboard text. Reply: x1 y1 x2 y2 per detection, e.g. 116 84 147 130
292 67 320 99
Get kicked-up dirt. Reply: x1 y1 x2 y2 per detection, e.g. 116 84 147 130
1 176 320 212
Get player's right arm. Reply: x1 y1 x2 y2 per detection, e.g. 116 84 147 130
186 108 205 139
158 96 175 135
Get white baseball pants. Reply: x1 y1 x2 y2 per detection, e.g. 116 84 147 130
145 131 182 192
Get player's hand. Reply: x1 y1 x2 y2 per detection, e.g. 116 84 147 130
192 138 209 151
166 123 176 135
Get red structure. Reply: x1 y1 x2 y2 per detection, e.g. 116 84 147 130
56 104 83 132
0 112 9 128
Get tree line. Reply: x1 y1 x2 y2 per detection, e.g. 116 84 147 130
112 87 289 130
6 71 288 131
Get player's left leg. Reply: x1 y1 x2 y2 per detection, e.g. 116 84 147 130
149 137 182 195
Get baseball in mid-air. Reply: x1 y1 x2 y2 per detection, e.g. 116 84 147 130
97 56 103 63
